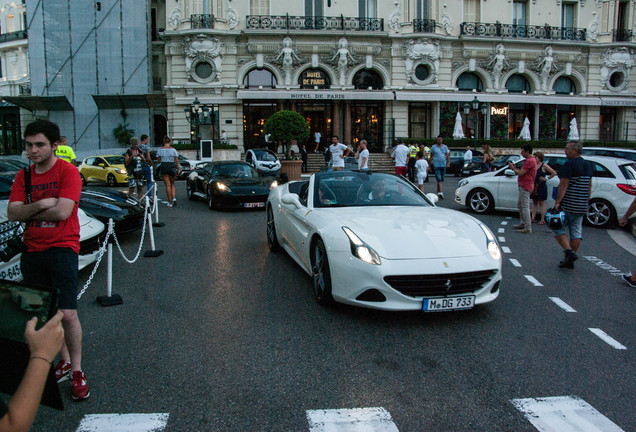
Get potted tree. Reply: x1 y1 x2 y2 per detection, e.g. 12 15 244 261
264 110 310 181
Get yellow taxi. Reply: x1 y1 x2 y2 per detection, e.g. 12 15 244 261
78 155 128 186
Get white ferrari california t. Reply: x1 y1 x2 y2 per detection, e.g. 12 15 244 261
266 171 503 311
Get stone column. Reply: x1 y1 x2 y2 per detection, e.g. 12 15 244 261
344 101 352 144
333 102 341 138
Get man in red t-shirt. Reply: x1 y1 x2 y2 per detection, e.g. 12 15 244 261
8 119 89 401
508 144 537 233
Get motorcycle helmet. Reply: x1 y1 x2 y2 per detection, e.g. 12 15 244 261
546 208 565 230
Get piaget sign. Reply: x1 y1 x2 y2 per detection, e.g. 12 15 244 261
491 106 508 115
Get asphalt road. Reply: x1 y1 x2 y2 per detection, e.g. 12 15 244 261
25 178 636 431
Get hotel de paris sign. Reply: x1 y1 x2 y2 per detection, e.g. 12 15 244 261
236 89 394 100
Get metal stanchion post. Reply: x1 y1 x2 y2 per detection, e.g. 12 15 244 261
97 220 123 307
144 197 164 258
152 171 165 227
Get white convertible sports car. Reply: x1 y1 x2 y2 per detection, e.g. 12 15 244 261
266 171 503 311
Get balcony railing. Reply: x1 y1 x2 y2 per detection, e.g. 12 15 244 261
413 19 436 33
460 22 586 41
191 14 214 29
613 29 633 42
0 30 27 44
246 15 384 31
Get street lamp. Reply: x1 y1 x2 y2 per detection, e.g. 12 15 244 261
463 96 489 147
184 97 214 144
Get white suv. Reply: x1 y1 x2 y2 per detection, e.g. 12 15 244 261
245 149 281 176
455 154 636 228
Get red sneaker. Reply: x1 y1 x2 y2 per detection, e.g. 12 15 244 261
71 371 90 400
54 360 71 382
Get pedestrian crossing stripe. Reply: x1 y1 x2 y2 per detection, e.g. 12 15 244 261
511 396 625 432
306 407 399 432
76 413 169 432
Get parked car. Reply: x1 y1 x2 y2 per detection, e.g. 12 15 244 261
79 188 145 234
0 158 29 170
78 155 128 186
266 171 502 311
581 147 636 162
150 151 198 180
447 148 483 176
186 161 278 210
245 148 281 176
462 154 523 177
454 155 636 228
0 173 106 280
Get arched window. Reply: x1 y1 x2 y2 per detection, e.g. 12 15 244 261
243 68 277 88
505 74 531 93
457 72 483 92
553 76 576 95
353 69 383 89
299 69 330 89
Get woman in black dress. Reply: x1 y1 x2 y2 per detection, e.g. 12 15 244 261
531 151 557 224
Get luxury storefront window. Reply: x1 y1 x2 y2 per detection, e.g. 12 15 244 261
508 104 534 139
353 69 383 89
599 107 617 141
409 103 432 139
243 101 278 149
556 105 576 140
243 69 277 88
457 72 483 92
296 101 333 151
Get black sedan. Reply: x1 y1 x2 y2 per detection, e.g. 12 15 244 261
79 189 145 234
447 148 483 176
186 161 277 210
462 154 523 176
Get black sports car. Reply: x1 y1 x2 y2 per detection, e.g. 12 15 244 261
79 189 145 233
186 161 277 210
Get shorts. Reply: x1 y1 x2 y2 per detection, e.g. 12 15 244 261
160 163 177 177
21 247 79 310
552 212 584 240
395 166 408 176
434 166 446 182
128 176 144 188
417 174 427 185
332 166 344 171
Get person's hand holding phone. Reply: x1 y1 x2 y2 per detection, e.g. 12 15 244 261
25 311 64 363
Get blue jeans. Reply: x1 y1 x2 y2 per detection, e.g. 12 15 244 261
434 166 446 182
553 212 584 239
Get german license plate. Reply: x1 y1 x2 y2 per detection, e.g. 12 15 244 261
423 296 474 312
244 202 265 208
0 262 22 281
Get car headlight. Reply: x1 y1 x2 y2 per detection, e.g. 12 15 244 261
479 223 501 260
216 182 232 193
342 226 381 265
458 179 469 188
116 169 127 175
269 180 278 190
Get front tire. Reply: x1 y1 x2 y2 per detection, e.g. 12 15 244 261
80 173 87 186
585 198 616 228
468 188 494 214
311 239 334 306
107 174 116 187
207 188 215 210
266 206 282 252
186 181 195 201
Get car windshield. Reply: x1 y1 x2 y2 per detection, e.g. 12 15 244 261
215 163 258 178
104 156 125 165
254 150 278 162
313 172 433 208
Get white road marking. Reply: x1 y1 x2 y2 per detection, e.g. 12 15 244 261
509 259 522 267
511 396 624 432
307 407 399 432
524 275 543 286
589 328 627 350
501 221 509 225
498 236 506 243
583 256 627 277
76 414 169 432
498 228 505 233
502 246 511 254
549 297 577 313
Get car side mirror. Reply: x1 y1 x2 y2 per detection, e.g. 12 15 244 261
504 169 516 176
426 193 439 205
281 193 302 209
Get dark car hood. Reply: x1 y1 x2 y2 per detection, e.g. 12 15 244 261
80 189 144 221
216 177 271 193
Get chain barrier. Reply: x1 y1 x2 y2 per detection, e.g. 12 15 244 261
76 197 152 299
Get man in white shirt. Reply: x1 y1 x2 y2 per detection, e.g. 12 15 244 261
355 140 369 171
392 138 409 177
464 146 473 164
329 135 350 171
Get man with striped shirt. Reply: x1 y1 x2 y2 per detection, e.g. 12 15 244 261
553 141 593 269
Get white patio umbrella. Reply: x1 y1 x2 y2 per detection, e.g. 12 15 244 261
567 117 580 140
452 112 465 139
518 117 531 141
